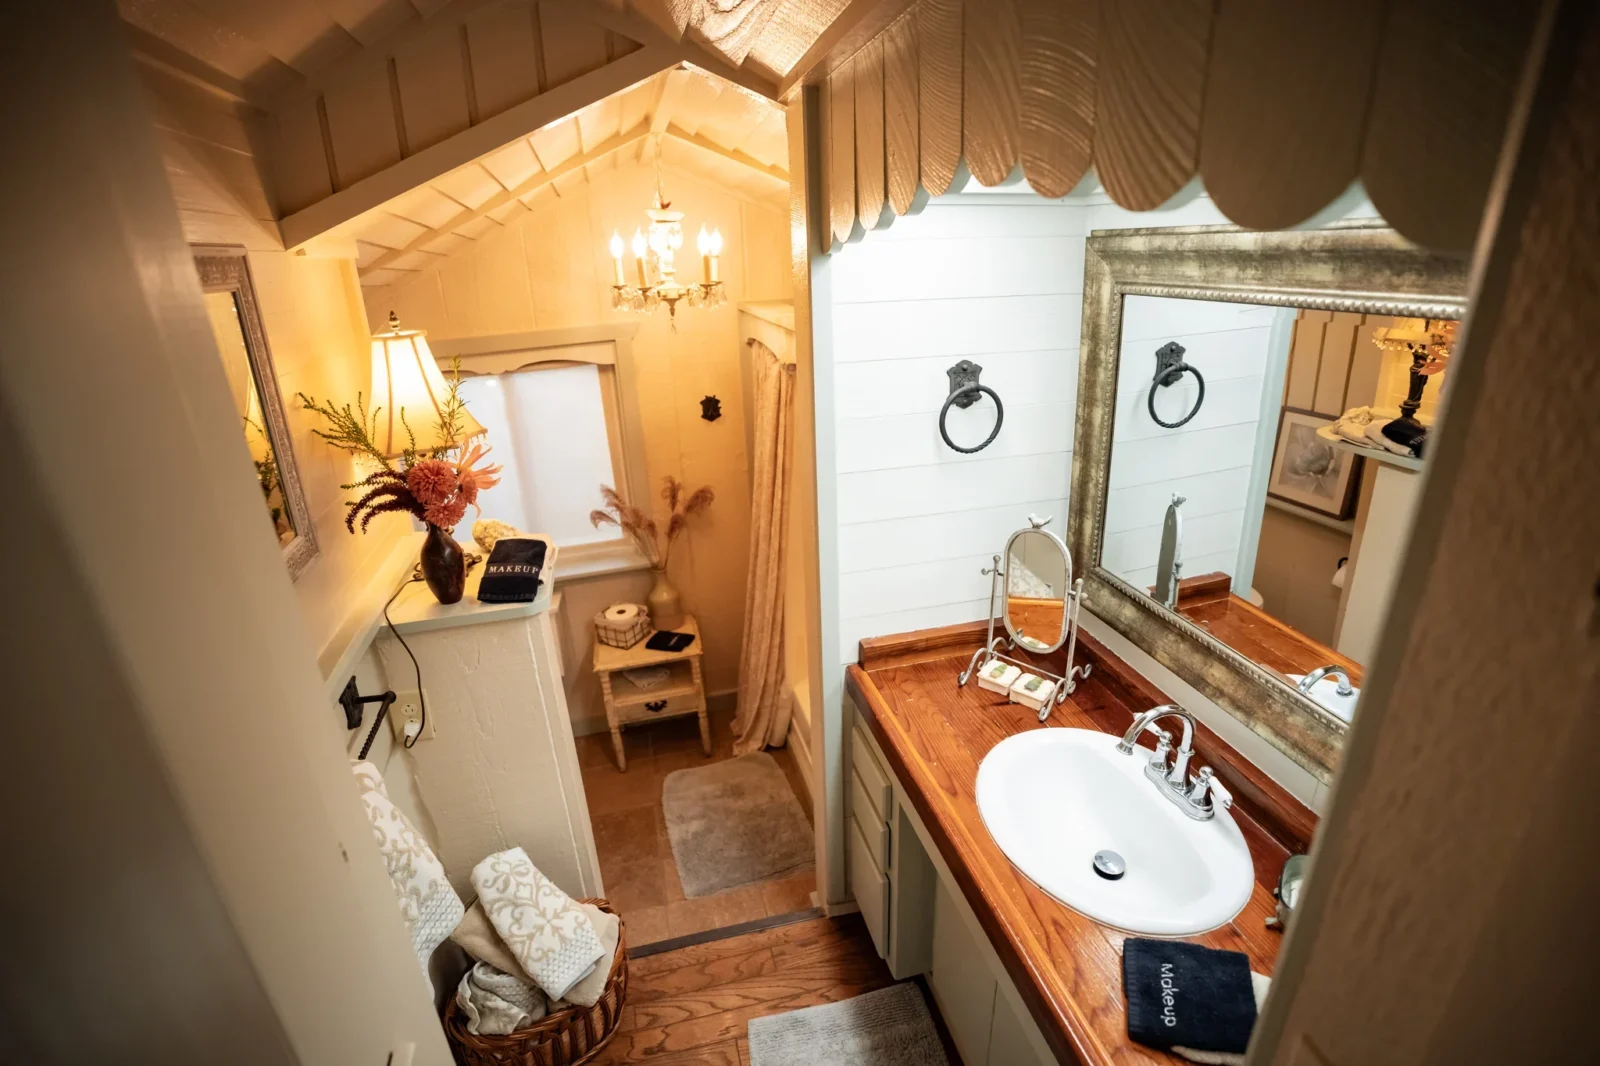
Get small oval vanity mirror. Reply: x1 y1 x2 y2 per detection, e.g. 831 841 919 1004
1004 524 1072 653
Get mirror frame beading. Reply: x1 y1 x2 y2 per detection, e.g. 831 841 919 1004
193 245 319 581
1068 221 1469 782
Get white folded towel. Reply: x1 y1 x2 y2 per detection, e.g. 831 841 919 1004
548 902 620 1007
455 962 547 1036
471 847 607 1001
451 899 621 1007
1331 405 1378 443
351 761 464 975
1363 418 1416 456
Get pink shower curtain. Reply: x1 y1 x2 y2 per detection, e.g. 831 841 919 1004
732 339 796 754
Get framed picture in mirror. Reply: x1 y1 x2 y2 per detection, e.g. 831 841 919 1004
193 246 318 580
1266 409 1361 519
1069 222 1469 782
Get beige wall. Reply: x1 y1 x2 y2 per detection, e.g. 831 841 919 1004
373 159 793 698
1253 505 1353 646
141 63 407 666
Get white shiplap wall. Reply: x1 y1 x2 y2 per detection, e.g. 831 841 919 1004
830 197 1086 662
1103 296 1291 591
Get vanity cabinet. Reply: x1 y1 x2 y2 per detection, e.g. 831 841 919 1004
847 698 1055 1065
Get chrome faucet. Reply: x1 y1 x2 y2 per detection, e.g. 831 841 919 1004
1118 703 1232 820
1297 664 1355 698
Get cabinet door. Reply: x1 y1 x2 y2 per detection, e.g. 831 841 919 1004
930 881 997 1066
988 983 1054 1066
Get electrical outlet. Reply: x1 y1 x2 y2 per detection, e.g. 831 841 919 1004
389 689 435 742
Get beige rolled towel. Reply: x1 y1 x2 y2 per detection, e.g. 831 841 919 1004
452 902 530 981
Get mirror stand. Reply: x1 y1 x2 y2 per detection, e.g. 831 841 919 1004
957 552 1091 721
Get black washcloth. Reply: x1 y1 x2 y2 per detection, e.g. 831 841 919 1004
1122 938 1257 1055
476 537 548 603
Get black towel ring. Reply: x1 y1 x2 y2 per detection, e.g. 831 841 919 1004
940 359 1005 454
1148 341 1205 429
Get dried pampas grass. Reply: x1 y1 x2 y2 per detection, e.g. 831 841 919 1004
591 477 713 568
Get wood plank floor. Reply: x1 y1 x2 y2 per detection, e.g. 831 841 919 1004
589 913 943 1065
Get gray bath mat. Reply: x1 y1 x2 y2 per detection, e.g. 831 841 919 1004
662 752 813 898
747 983 949 1066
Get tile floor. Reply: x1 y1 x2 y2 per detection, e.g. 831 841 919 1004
576 703 817 948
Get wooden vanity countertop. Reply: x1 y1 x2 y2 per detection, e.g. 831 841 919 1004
846 621 1318 1066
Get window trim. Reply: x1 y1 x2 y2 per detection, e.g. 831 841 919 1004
432 323 651 577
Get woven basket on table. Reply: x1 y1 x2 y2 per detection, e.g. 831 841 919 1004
444 899 628 1066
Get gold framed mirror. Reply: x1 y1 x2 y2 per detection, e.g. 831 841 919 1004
193 246 318 580
1068 223 1469 781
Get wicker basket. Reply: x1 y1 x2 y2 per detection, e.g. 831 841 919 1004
594 604 650 650
444 899 628 1066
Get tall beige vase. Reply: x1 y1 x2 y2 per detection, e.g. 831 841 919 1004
647 566 685 630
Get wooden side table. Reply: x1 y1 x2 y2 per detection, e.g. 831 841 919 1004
592 614 709 771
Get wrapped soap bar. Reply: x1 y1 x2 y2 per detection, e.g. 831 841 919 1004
1009 672 1059 712
977 659 1022 695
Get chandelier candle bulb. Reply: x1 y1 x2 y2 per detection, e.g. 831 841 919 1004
609 231 625 286
631 229 647 287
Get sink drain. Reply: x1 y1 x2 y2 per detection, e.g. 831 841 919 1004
1092 850 1126 880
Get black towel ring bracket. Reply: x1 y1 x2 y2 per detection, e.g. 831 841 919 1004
1149 341 1205 429
939 359 1005 454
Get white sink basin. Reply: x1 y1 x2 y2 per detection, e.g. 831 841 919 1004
976 728 1254 937
1289 675 1360 722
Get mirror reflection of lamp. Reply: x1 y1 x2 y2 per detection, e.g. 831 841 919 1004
1372 318 1456 456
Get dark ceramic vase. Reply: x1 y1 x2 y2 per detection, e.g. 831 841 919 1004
420 522 466 604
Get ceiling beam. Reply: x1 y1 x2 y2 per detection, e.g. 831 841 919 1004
280 45 675 248
665 124 788 182
641 66 693 162
778 0 915 100
361 122 652 273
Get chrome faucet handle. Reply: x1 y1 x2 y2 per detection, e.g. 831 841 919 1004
1188 767 1233 813
1149 728 1173 771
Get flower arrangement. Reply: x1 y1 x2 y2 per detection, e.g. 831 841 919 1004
589 477 714 568
297 365 501 535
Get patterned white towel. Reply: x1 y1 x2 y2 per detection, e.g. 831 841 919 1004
351 761 464 975
472 847 605 1001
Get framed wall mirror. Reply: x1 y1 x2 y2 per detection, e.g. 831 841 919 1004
193 246 318 579
1068 223 1469 781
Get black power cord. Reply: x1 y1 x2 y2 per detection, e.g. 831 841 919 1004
383 570 427 749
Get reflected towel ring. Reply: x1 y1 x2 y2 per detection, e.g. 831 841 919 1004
940 359 1005 454
1148 341 1205 429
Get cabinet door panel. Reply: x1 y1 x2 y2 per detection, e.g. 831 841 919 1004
930 881 997 1065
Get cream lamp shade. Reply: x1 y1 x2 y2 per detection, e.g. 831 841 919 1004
370 312 484 457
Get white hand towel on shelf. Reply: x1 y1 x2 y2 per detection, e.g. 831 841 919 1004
351 762 464 976
1332 405 1377 443
455 962 547 1036
471 847 607 1002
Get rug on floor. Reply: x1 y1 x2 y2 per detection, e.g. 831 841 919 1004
747 982 949 1066
661 752 814 898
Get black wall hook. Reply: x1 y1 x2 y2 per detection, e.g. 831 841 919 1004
340 676 397 760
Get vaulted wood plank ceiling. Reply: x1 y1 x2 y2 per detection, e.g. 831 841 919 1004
343 63 789 290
